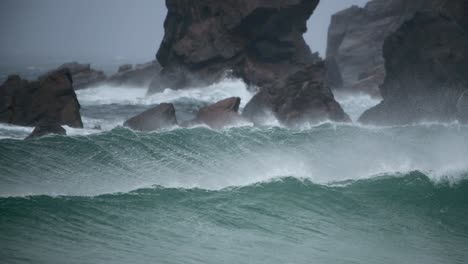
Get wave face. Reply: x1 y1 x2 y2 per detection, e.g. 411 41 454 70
1 175 467 264
1 80 468 263
1 124 468 264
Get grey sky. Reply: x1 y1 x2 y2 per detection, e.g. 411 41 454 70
0 0 368 66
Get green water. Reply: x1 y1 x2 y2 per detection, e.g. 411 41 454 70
1 125 468 263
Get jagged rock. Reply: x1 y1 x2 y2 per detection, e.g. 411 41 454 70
26 124 66 139
0 69 83 128
326 0 433 96
192 97 244 128
123 103 177 131
109 61 161 87
57 62 107 90
150 0 348 125
359 12 468 125
243 62 350 126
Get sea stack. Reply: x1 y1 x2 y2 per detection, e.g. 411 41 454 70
325 0 433 96
359 11 468 125
149 0 349 126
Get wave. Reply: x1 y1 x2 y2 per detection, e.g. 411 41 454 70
1 174 467 264
1 124 467 197
75 78 253 107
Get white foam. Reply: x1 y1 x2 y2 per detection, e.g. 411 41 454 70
334 92 381 121
76 78 254 108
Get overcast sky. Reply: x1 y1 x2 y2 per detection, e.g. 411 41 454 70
0 0 368 66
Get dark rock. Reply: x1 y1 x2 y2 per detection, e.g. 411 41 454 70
433 0 468 29
359 12 468 125
193 97 244 128
326 0 433 96
457 90 468 123
118 64 133 73
123 103 177 131
57 62 107 90
150 0 348 125
109 60 161 87
324 57 343 90
26 123 66 139
0 69 83 128
243 62 351 126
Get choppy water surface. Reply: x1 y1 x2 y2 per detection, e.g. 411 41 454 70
1 80 467 264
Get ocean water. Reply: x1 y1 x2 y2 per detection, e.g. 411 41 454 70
1 79 468 264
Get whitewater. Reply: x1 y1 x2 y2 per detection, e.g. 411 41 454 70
1 79 468 264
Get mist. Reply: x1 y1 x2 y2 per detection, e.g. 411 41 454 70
0 0 368 68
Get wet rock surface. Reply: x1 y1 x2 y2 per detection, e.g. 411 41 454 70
123 103 177 131
326 0 433 96
359 11 468 125
0 69 83 128
150 0 348 125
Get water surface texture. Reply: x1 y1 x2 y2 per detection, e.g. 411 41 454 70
1 81 467 264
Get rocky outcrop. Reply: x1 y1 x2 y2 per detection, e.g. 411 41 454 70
326 0 433 96
26 124 66 139
109 61 161 87
57 62 107 90
192 97 244 128
0 69 83 128
433 0 468 29
149 0 348 125
359 12 468 125
123 103 177 131
243 62 350 126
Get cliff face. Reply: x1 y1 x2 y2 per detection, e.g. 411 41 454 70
150 0 349 125
359 11 468 125
326 0 432 96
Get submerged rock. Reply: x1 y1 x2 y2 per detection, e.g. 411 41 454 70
0 69 83 128
359 12 468 125
150 0 348 125
57 62 107 90
124 103 177 131
26 123 66 139
193 97 244 129
326 0 433 95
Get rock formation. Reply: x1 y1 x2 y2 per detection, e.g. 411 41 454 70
243 62 350 126
108 61 161 87
149 0 348 125
26 124 66 139
433 0 468 29
326 0 433 96
124 103 177 131
57 62 107 90
193 97 244 128
359 11 468 125
0 69 83 128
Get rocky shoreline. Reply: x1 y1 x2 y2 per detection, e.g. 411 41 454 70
1 0 467 139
